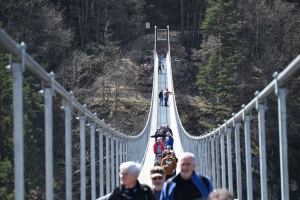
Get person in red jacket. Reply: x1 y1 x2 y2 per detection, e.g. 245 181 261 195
153 137 164 160
163 88 172 107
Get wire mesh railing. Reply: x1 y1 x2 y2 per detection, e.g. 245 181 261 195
170 48 300 199
0 27 154 200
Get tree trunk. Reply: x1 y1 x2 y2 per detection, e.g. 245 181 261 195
192 3 198 48
81 0 84 49
116 23 118 42
76 0 82 47
105 0 108 25
84 0 88 50
186 0 190 51
102 81 105 101
96 0 100 43
181 0 184 46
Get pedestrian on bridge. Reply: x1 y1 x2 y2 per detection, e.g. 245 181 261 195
108 161 155 200
171 150 178 176
161 151 177 181
153 138 164 160
164 89 172 107
158 57 164 69
151 129 166 141
150 166 165 200
209 188 234 200
154 154 163 166
158 63 162 74
159 90 164 105
163 124 173 136
161 145 171 158
165 132 174 150
160 152 214 200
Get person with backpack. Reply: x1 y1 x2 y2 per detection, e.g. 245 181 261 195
108 161 155 200
160 152 214 200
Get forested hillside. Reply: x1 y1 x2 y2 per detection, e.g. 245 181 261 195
1 0 300 199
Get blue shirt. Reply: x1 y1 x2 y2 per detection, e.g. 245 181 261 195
166 136 174 149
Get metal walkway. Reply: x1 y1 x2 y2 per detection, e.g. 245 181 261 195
157 63 170 126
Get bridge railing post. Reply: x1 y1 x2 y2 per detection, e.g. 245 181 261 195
243 105 253 200
220 131 226 189
211 137 216 188
226 126 233 194
98 125 104 197
275 84 289 200
105 133 110 194
111 134 115 190
125 141 127 162
207 136 212 180
63 98 73 200
215 134 220 188
256 91 268 200
90 121 96 200
43 71 55 200
11 60 25 200
116 137 119 187
233 117 242 200
79 112 86 200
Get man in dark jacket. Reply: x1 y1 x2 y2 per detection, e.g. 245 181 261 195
108 161 155 200
160 152 214 200
163 124 173 136
151 129 166 141
159 90 164 106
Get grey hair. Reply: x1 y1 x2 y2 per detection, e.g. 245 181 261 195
179 152 196 164
120 161 141 175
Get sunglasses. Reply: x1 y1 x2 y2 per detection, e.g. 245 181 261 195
152 176 163 181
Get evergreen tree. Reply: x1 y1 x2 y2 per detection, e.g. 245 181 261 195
0 51 44 199
201 0 240 48
196 51 234 125
0 52 14 200
196 0 245 124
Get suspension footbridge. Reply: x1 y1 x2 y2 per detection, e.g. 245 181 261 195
0 26 300 200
